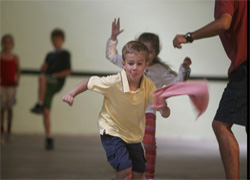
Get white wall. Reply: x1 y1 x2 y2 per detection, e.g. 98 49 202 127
1 1 246 142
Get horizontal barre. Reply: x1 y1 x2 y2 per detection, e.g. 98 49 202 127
21 69 228 81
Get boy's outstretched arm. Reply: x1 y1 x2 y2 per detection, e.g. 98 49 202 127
62 79 89 106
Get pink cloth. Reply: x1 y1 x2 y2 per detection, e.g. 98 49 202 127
151 80 209 119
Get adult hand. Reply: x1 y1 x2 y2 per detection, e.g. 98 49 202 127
173 34 187 49
111 18 124 41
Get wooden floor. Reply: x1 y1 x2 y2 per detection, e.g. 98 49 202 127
1 134 248 180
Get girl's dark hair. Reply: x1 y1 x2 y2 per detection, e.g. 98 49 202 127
137 32 177 76
51 28 65 40
1 34 14 46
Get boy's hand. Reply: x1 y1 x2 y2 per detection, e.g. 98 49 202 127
62 94 74 106
154 101 170 118
182 57 192 70
111 18 124 41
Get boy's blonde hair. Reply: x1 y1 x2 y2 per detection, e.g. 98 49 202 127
122 41 149 62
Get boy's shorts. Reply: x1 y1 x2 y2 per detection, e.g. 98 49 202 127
0 86 16 109
44 75 63 109
214 61 247 126
101 133 146 173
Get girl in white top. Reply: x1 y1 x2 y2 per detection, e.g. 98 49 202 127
105 18 191 180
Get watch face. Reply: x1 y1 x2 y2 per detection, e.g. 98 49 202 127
185 33 193 43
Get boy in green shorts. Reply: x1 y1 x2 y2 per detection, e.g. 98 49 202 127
63 41 170 179
31 29 71 150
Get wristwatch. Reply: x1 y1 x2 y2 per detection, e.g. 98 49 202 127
185 32 193 43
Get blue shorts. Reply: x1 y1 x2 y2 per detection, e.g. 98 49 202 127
214 61 247 126
100 133 146 172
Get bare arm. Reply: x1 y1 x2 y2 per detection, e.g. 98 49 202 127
173 13 232 48
53 69 71 78
62 79 89 106
15 56 21 86
40 62 48 73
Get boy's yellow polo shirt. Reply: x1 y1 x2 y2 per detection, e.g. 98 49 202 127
87 69 156 143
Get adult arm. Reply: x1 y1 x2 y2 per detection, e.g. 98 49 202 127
173 13 232 48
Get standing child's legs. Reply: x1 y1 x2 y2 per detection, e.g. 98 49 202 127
143 113 157 180
1 87 16 143
5 108 13 142
7 108 13 134
1 109 5 144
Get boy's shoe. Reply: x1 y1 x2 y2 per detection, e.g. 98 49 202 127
30 103 44 114
45 138 54 150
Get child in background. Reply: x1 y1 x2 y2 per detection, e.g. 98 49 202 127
63 41 170 180
106 18 192 180
30 29 71 150
0 34 21 144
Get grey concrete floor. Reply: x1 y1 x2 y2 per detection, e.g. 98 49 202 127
1 134 247 179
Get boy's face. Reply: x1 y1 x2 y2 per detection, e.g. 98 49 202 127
52 36 64 50
122 52 148 85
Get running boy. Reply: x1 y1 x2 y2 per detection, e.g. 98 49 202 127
63 41 170 180
31 29 71 150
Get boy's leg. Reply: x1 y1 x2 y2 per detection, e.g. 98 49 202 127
39 73 46 104
31 74 47 114
212 120 239 179
43 107 51 137
131 171 144 180
101 134 133 179
43 107 54 150
115 167 132 180
42 80 62 150
143 113 156 180
127 143 146 180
